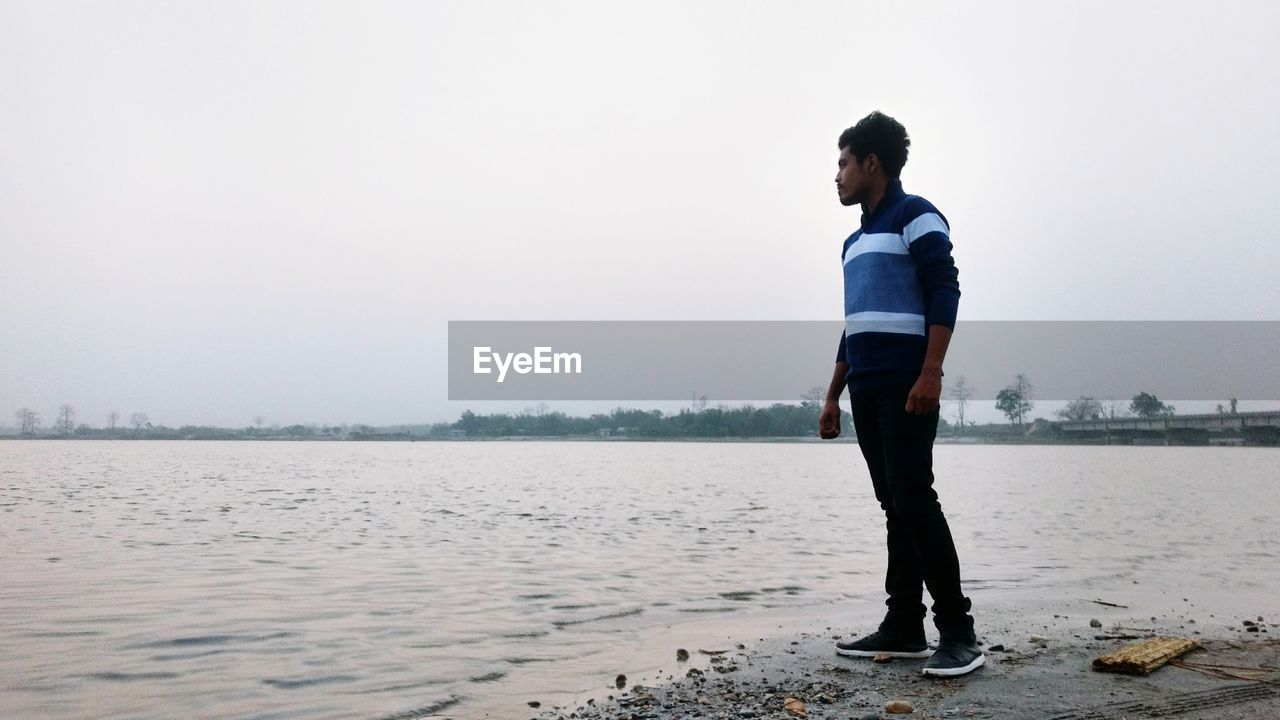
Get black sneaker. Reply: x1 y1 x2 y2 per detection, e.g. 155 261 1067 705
921 638 985 677
835 629 930 658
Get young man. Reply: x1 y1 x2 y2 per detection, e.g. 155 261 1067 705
818 111 982 677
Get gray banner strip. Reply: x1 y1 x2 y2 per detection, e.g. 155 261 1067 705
447 321 1280 401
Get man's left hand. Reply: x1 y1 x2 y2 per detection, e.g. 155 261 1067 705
905 369 942 415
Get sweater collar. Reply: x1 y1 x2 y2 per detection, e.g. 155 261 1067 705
861 178 905 228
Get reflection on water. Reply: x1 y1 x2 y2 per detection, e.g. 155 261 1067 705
1 441 1276 718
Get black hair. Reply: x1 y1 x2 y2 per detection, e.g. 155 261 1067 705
837 111 911 178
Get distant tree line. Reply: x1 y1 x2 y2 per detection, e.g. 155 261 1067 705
3 384 1247 442
7 405 348 440
5 400 857 440
945 373 1206 427
437 402 856 439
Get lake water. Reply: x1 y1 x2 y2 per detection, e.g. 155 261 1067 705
2 441 1277 719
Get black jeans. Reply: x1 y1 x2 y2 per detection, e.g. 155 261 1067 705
850 380 974 641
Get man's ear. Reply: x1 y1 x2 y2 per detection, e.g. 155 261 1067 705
863 153 879 175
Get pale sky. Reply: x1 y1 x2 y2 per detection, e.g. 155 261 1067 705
2 1 1278 427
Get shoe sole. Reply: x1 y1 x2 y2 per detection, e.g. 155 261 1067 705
920 652 986 677
835 647 931 659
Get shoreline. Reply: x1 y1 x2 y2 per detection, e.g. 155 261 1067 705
463 589 1280 717
505 595 1279 720
527 634 1279 720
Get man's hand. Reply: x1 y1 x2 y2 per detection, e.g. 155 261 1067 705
819 399 842 439
905 367 942 415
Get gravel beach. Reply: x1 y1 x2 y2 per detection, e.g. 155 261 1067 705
524 634 1279 720
510 594 1280 720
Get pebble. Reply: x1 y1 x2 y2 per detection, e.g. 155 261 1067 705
615 674 627 690
676 648 690 662
885 699 914 714
873 654 894 663
1089 619 1102 628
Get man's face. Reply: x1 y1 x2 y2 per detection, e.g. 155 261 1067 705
835 146 872 207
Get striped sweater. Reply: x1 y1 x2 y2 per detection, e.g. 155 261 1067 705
836 179 960 390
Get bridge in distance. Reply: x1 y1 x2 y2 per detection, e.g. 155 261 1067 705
1057 411 1280 445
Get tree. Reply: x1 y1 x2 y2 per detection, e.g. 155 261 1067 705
130 412 150 430
1055 396 1103 421
454 410 481 435
1129 392 1174 418
945 375 973 427
107 410 120 434
995 373 1034 425
15 408 40 435
1102 397 1124 419
55 404 76 436
800 387 827 409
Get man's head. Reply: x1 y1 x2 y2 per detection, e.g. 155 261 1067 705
835 111 911 207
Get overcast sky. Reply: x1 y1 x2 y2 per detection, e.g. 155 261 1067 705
2 1 1278 427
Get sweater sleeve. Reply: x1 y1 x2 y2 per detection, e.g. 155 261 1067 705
902 198 960 330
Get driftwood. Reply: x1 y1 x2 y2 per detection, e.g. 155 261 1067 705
1092 637 1200 675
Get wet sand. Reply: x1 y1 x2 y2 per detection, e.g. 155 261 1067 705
525 635 1278 720
508 591 1279 720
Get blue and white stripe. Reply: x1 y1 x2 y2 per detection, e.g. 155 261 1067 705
845 310 926 337
842 232 908 265
902 212 948 246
